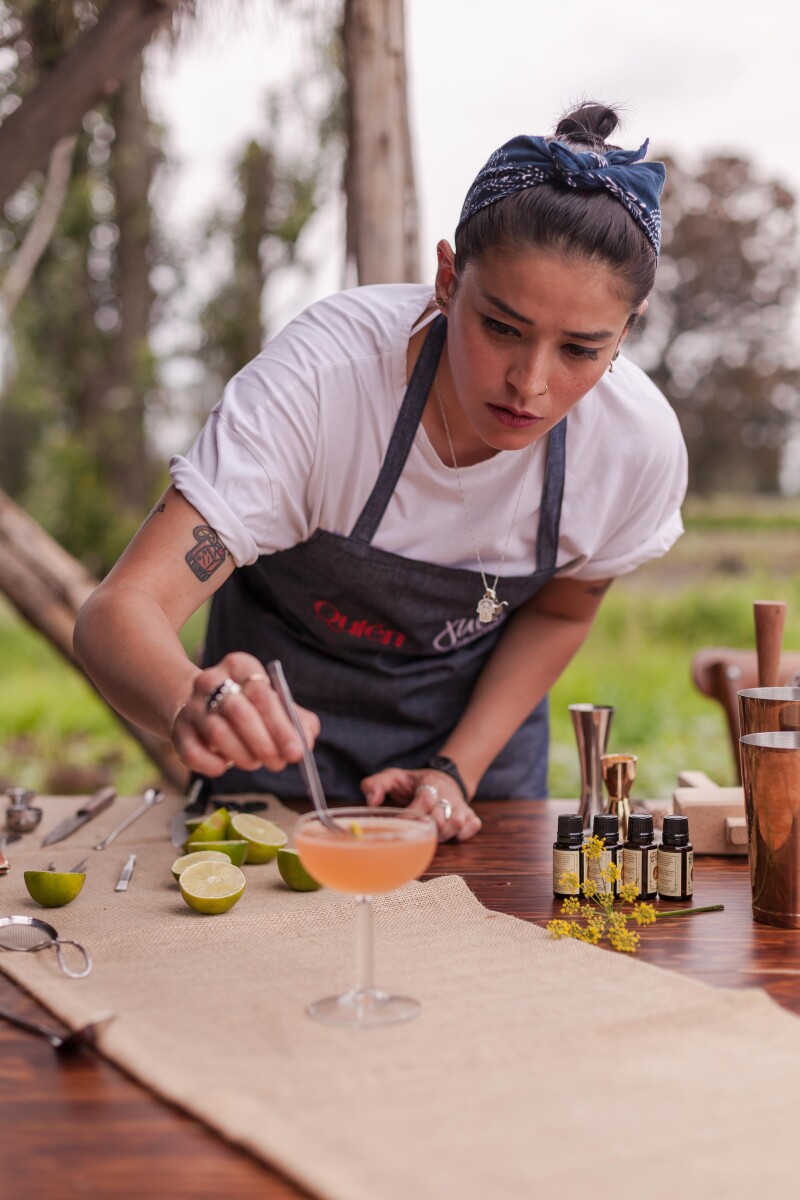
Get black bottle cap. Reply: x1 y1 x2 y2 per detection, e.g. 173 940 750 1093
557 814 584 837
662 814 690 846
627 814 654 844
592 813 619 843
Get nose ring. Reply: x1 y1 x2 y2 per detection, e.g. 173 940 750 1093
536 384 548 396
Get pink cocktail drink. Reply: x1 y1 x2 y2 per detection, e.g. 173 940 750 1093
294 806 438 1027
296 814 436 895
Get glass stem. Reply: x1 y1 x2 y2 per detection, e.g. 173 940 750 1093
355 894 374 994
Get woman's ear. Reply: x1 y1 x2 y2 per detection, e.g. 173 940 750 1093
621 298 648 344
435 239 457 306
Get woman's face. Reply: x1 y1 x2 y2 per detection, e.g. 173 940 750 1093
436 241 641 454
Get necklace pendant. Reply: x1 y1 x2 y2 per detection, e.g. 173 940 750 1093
477 589 508 624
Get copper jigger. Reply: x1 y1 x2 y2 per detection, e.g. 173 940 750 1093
740 731 800 928
569 704 615 829
601 754 637 843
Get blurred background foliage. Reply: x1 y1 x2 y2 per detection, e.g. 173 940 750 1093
0 0 798 797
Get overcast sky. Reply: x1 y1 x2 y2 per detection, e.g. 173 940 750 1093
146 0 800 325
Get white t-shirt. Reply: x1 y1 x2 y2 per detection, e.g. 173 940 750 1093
170 283 687 581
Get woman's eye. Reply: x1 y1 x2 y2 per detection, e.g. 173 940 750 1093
564 344 600 361
484 317 519 339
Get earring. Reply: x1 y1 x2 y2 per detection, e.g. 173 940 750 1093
435 295 446 308
608 350 621 374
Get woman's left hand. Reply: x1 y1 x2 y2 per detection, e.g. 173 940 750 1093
360 767 482 842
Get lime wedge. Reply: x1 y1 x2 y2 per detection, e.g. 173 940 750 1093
187 839 248 867
184 806 229 849
171 849 231 882
228 813 287 863
179 861 245 914
277 847 322 892
24 870 86 908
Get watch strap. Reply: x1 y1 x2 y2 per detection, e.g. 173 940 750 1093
426 755 469 803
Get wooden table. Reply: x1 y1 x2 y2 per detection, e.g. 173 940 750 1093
2 798 798 1198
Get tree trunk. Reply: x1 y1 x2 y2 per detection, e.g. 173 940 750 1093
108 55 158 511
343 0 419 284
0 0 182 211
0 486 189 790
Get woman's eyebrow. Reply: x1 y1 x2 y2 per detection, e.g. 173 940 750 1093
482 292 613 340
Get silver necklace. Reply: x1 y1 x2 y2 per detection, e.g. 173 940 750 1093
435 372 535 624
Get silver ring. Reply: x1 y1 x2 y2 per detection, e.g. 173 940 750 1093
437 797 453 822
205 678 242 713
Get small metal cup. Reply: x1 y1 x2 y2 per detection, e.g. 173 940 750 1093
740 730 800 928
6 805 43 834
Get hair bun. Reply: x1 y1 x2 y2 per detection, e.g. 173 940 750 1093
554 102 620 150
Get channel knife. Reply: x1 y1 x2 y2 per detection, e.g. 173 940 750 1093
41 786 117 847
115 854 137 892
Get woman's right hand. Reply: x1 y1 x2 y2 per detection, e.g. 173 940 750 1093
170 653 320 778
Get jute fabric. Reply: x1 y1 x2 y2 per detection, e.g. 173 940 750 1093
2 793 800 1199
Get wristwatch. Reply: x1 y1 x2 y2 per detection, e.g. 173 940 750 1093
426 755 469 803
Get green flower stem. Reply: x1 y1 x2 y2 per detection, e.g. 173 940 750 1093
654 904 725 919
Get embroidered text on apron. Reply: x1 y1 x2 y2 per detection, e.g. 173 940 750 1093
204 314 567 801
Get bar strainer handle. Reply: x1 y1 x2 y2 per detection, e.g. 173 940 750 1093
52 938 92 979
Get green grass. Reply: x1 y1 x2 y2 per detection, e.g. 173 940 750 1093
1 496 797 799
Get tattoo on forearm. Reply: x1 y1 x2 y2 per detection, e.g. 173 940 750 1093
185 525 227 582
585 580 613 597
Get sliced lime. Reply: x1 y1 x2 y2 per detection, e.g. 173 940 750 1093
179 861 245 914
24 870 86 908
187 839 248 867
183 806 229 849
277 847 322 892
171 849 231 882
228 813 287 864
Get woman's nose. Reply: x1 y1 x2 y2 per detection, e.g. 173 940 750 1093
509 353 550 404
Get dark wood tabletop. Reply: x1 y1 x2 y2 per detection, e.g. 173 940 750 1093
2 798 798 1198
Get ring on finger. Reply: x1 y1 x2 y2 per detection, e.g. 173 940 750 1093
240 672 268 688
437 797 453 822
416 782 440 803
205 678 242 713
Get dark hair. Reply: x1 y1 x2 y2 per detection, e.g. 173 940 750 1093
455 102 657 309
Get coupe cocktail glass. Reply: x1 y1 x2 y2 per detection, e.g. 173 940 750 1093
295 806 437 1027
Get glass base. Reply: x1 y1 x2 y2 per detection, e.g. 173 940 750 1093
307 987 421 1027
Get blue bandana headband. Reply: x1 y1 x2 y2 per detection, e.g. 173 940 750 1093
458 135 666 255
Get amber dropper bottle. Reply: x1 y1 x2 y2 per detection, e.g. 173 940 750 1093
657 815 694 901
622 813 658 901
587 813 621 898
553 814 585 899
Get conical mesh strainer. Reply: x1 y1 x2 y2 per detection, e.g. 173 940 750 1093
0 916 92 978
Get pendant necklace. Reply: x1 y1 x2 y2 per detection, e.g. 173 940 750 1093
435 372 535 625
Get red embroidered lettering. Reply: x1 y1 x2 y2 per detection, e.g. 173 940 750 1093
312 601 406 650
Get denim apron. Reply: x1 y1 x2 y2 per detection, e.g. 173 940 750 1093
204 315 567 801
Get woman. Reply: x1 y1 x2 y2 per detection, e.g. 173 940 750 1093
74 102 687 843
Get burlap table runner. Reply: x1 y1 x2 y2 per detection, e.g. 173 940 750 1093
3 792 800 1198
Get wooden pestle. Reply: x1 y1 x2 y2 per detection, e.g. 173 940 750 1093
753 600 787 687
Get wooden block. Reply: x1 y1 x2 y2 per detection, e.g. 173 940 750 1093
673 785 747 856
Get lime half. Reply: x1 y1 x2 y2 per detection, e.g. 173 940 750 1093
228 813 287 864
179 861 245 914
24 870 86 908
277 848 322 892
187 839 249 867
184 806 230 849
171 849 231 882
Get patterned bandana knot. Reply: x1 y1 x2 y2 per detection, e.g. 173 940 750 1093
458 134 666 255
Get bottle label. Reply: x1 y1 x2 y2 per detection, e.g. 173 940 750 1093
658 847 691 898
647 847 658 894
622 846 642 893
586 848 619 896
553 847 581 894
